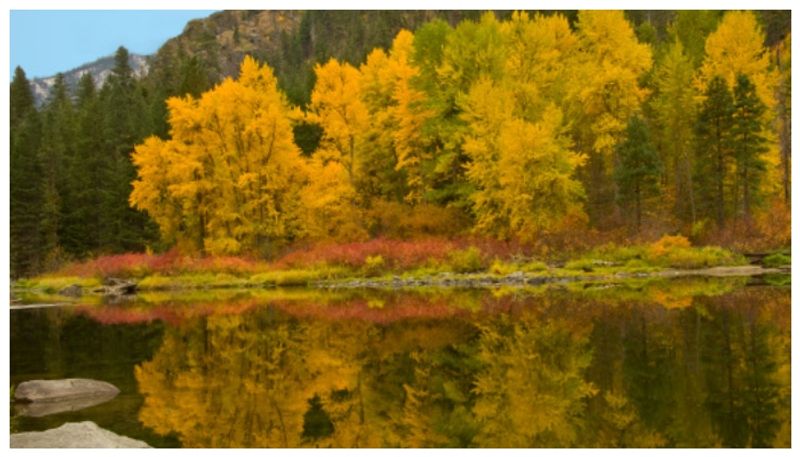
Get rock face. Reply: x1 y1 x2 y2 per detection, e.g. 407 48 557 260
10 421 151 448
15 378 120 403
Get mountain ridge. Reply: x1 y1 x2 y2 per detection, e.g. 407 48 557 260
29 52 149 106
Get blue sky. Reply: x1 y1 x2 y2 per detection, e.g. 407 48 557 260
11 10 217 78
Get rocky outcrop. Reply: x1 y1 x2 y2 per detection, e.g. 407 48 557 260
15 378 120 403
10 421 151 448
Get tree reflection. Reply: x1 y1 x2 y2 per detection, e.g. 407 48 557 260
133 286 789 448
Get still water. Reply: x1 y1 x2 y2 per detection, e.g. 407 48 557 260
10 277 790 448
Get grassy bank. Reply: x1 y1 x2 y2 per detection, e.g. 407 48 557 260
11 235 784 298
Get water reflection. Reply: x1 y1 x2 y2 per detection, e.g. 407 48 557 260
11 280 790 447
132 283 789 447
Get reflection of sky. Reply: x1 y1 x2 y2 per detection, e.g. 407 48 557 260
10 10 216 78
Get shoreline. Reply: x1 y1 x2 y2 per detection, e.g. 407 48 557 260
11 265 790 301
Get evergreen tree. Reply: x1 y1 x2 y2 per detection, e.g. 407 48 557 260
10 67 43 277
10 66 35 130
695 76 734 229
61 73 106 255
731 74 768 219
99 46 157 252
38 73 77 267
614 116 662 232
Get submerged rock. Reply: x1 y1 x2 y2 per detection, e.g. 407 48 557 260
10 421 151 448
15 378 120 403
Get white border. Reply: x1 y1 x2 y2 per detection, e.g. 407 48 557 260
2 2 797 456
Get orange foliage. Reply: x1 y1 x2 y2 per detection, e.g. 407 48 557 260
648 234 692 257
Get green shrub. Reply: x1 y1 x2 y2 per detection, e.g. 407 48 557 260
447 246 485 273
564 258 598 272
763 253 791 268
521 260 548 273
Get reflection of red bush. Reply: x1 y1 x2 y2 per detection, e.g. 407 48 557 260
74 294 489 327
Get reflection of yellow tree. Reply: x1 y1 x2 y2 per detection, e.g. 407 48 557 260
136 313 397 447
472 313 597 447
136 314 313 446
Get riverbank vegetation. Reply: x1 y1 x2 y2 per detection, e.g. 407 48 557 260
10 11 790 281
15 234 785 297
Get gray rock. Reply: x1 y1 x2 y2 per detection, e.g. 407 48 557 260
506 271 525 280
58 284 83 297
101 278 137 295
15 390 119 417
15 378 120 403
11 421 151 448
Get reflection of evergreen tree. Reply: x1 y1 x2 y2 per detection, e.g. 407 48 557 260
701 302 782 447
702 307 748 446
741 311 780 447
622 311 675 433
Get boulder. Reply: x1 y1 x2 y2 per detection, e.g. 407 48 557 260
58 284 83 297
15 390 119 417
10 421 151 448
15 378 120 403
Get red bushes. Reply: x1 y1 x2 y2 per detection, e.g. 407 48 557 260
272 237 532 270
58 248 269 278
273 237 458 269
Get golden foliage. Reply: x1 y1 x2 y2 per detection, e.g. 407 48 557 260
131 56 306 255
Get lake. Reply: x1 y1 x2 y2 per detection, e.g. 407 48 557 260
10 276 791 447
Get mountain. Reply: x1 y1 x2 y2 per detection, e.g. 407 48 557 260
146 10 502 105
29 53 149 106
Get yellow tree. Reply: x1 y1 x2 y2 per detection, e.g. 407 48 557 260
570 10 652 225
308 59 369 184
130 56 306 255
697 11 777 109
500 12 579 121
462 80 585 241
651 41 699 223
359 30 432 204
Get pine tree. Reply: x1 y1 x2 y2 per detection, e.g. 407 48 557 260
38 73 76 267
731 74 768 219
10 67 43 277
99 46 157 252
695 76 734 229
614 116 662 232
10 66 35 130
61 73 106 256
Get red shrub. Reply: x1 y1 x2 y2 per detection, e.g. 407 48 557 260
273 237 461 269
57 248 269 278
